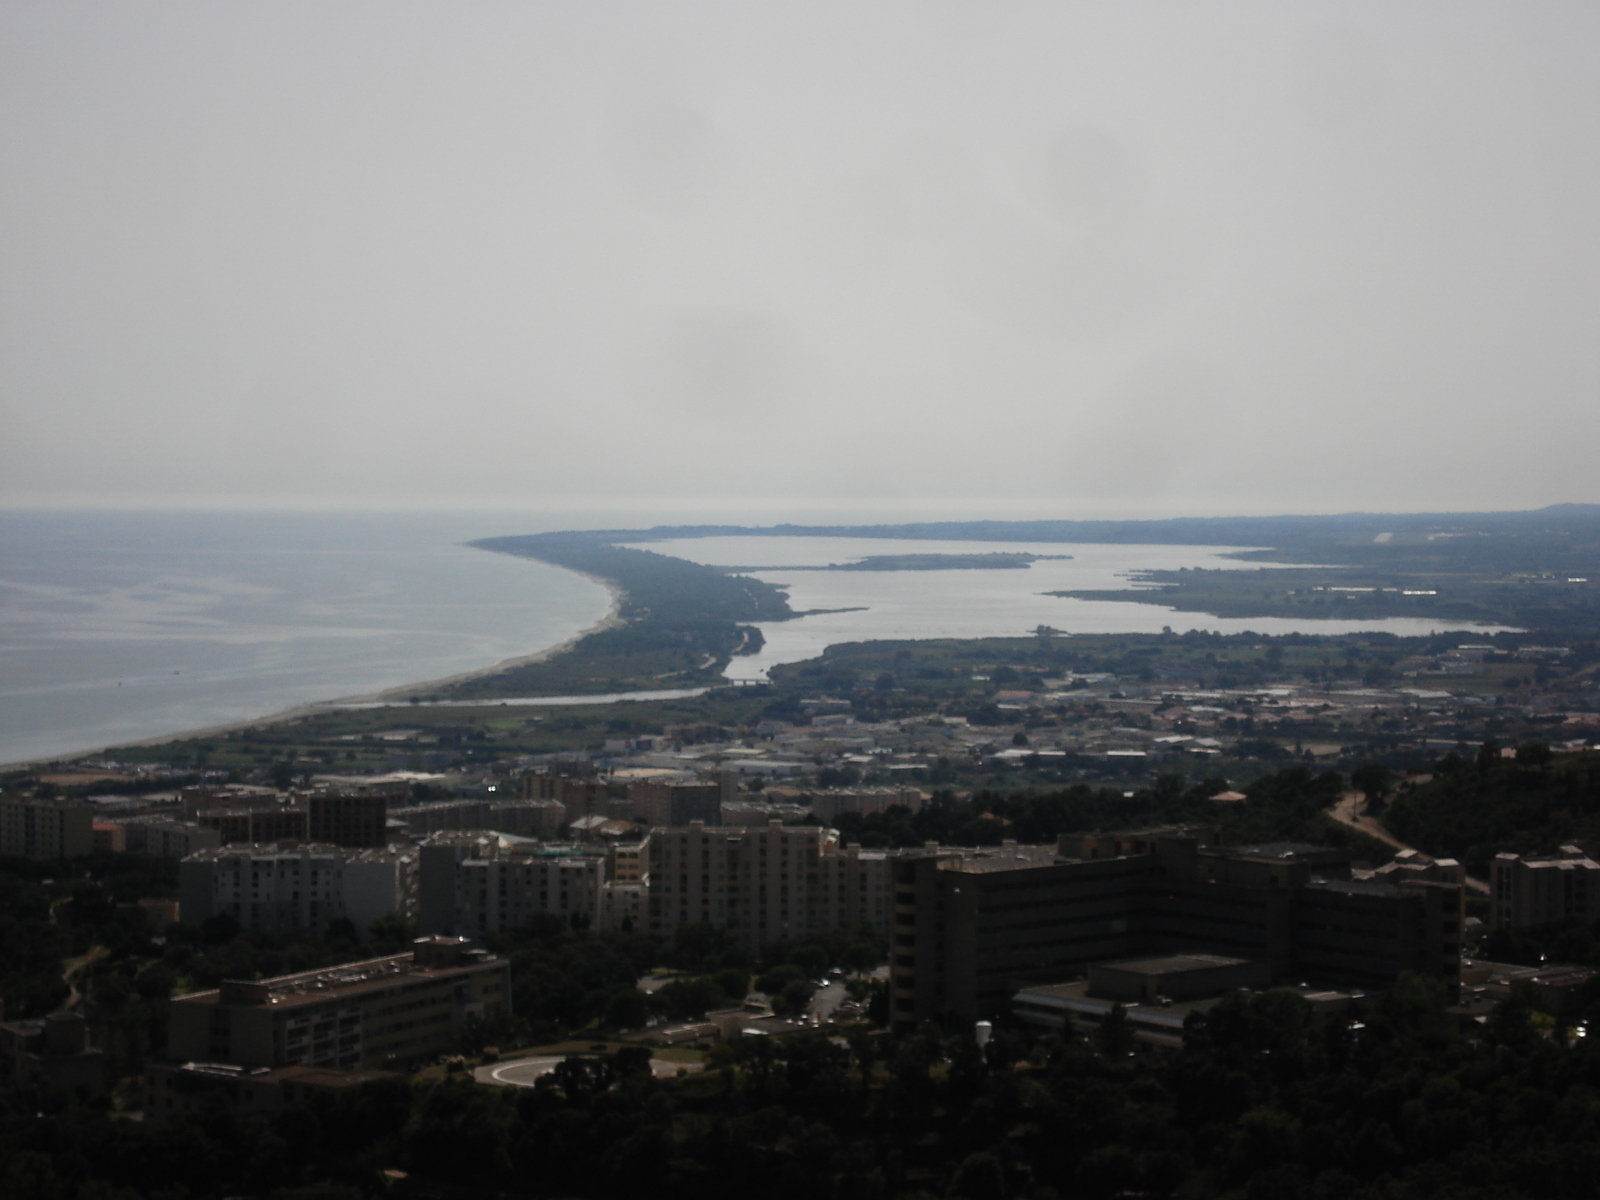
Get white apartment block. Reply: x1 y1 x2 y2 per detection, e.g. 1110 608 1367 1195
179 844 414 934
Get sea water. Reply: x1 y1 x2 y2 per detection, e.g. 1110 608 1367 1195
0 511 611 765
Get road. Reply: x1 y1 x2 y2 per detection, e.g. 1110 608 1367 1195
1327 791 1489 894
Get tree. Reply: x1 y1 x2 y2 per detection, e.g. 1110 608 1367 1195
1351 763 1394 813
772 979 816 1018
1516 742 1553 769
1096 1003 1135 1057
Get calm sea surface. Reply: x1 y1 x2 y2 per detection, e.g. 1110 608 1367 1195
0 511 611 765
628 535 1514 682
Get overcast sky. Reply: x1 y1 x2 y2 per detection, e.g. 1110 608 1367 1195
2 2 1596 521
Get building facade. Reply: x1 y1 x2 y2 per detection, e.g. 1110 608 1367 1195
120 817 223 859
0 798 94 859
1490 847 1600 928
631 780 721 827
179 844 413 934
196 807 309 845
307 792 389 848
648 820 894 949
164 937 508 1072
415 832 621 935
890 826 1464 1028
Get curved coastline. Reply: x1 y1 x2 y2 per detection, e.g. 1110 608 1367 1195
3 569 627 770
345 571 625 703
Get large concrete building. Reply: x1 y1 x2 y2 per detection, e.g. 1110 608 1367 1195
890 825 1464 1028
196 806 309 845
307 792 389 848
647 820 894 949
1490 847 1600 928
164 937 508 1072
118 817 222 859
0 1012 105 1095
390 798 565 838
416 832 621 936
630 779 721 827
0 797 94 859
805 787 927 824
179 843 413 934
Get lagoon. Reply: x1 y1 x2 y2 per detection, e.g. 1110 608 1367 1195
627 535 1512 682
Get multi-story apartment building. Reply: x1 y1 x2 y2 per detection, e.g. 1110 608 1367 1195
162 936 507 1073
649 820 825 947
307 792 389 848
416 832 617 935
390 798 565 838
889 826 1464 1028
196 806 309 845
0 797 94 859
1491 847 1600 928
119 817 222 859
179 844 413 934
630 779 721 827
648 820 894 949
805 787 927 823
525 772 612 825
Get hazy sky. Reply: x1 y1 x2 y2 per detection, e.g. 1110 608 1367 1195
2 2 1596 521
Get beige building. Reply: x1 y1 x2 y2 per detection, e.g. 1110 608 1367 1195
648 820 894 949
1491 847 1600 928
120 817 222 859
417 832 633 934
805 787 927 823
165 937 508 1072
0 797 94 859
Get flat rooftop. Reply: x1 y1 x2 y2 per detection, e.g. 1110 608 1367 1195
940 845 1061 873
174 949 501 1011
1096 953 1251 975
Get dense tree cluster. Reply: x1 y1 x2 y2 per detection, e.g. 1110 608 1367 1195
1386 746 1600 874
477 917 886 1040
9 974 1600 1199
827 767 1390 863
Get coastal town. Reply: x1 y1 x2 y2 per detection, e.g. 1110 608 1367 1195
6 529 1600 1197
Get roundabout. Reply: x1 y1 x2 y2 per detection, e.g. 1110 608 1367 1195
475 1054 701 1087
